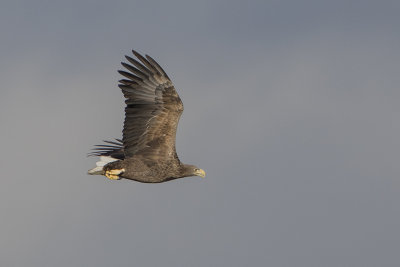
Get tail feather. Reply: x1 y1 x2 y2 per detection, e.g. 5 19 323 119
88 156 119 175
88 166 104 175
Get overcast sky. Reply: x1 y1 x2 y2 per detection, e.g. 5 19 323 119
1 1 400 266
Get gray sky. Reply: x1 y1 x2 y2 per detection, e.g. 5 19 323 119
1 0 400 266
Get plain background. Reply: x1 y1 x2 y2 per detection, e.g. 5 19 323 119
1 0 399 266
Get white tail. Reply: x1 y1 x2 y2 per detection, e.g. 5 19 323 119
88 156 119 175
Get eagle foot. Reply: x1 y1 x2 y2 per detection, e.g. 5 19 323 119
105 169 125 180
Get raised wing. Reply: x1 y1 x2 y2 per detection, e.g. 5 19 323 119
118 50 183 160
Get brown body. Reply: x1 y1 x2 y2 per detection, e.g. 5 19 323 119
103 157 195 183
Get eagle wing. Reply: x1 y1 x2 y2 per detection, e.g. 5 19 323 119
118 50 183 161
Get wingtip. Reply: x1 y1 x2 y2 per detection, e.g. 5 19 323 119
132 49 141 57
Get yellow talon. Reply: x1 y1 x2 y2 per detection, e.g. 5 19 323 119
105 169 125 180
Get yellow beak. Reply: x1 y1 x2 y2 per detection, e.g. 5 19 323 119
195 169 206 178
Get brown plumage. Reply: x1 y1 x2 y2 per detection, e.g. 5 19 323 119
88 50 205 183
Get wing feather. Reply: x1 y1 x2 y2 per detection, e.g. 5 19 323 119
88 139 124 160
119 51 183 160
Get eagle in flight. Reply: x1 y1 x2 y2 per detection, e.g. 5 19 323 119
88 50 205 183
